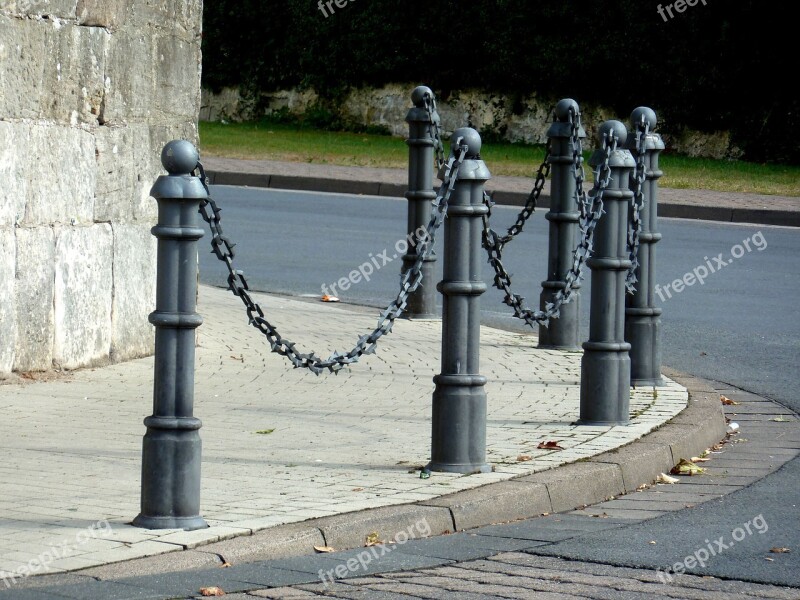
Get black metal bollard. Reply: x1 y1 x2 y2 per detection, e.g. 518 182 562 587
428 128 492 474
579 122 635 425
539 99 586 350
133 140 208 530
402 86 440 319
625 108 666 387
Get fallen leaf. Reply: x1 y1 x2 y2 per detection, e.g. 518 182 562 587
365 532 382 547
537 441 565 450
636 483 649 491
221 562 232 568
770 547 791 553
690 456 711 463
351 487 364 492
648 540 657 545
321 295 340 302
657 473 680 484
771 416 793 422
720 395 739 405
420 470 431 479
255 429 275 435
517 454 533 462
314 545 336 553
670 459 706 476
200 587 225 597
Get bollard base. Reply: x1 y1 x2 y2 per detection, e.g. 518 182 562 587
132 514 208 531
425 460 492 474
579 343 631 426
631 377 665 388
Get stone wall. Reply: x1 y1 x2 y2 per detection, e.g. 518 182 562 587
0 0 202 376
200 84 743 160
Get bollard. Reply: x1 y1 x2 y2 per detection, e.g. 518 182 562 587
625 108 666 387
579 122 635 425
538 99 586 350
402 86 440 319
133 140 208 530
428 128 492 474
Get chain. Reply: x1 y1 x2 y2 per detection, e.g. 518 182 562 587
482 131 618 327
422 92 446 171
626 117 650 293
570 106 591 221
194 144 467 375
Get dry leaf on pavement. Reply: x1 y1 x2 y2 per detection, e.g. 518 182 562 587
314 545 336 553
365 532 382 547
517 455 532 462
690 456 711 462
720 395 739 405
657 473 680 484
537 441 565 450
770 547 791 553
199 587 225 597
321 295 340 302
670 459 705 476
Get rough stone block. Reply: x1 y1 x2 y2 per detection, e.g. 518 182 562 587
125 0 203 40
154 33 201 120
54 225 113 369
24 125 95 226
6 0 78 19
0 16 49 119
13 227 55 372
111 223 156 361
41 23 109 125
0 228 16 373
94 124 154 223
102 31 157 122
0 121 29 226
77 0 129 29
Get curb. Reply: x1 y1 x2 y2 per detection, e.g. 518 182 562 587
205 170 800 228
85 370 728 575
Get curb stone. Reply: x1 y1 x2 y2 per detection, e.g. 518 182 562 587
204 169 800 228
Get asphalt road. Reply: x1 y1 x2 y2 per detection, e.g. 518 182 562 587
199 185 800 586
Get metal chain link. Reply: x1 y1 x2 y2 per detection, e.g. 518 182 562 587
195 143 468 375
569 107 591 221
626 117 650 292
482 128 618 327
422 92 446 171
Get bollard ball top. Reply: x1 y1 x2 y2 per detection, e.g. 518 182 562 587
597 120 628 146
411 85 434 107
554 98 580 121
451 127 482 158
631 106 658 130
161 140 199 175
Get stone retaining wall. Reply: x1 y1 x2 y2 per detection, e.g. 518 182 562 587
0 0 202 375
200 84 743 160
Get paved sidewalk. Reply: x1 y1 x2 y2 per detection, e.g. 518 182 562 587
5 386 796 598
0 285 690 579
201 156 800 227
